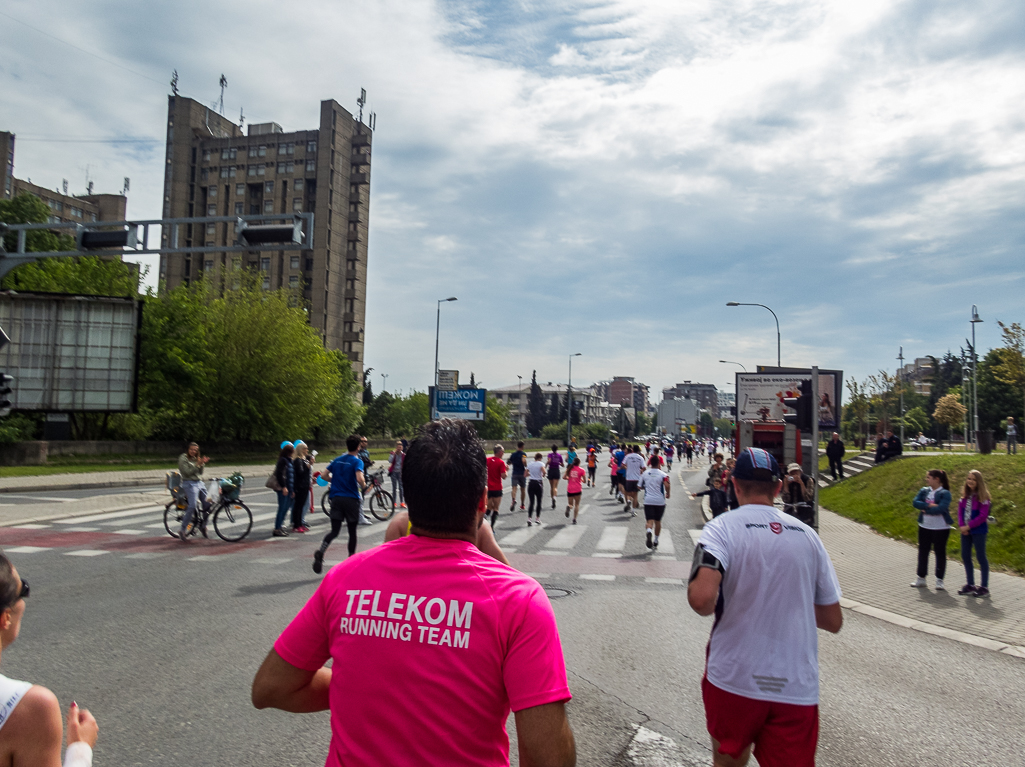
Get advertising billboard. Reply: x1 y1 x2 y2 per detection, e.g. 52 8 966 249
0 292 141 412
736 369 843 430
430 386 486 422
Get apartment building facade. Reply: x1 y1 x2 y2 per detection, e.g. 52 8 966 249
159 97 371 378
663 381 718 413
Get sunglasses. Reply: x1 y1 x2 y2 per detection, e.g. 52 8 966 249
19 579 28 600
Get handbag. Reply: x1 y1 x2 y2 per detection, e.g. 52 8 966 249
265 472 282 492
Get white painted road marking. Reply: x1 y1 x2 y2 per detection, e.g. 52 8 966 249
545 524 587 550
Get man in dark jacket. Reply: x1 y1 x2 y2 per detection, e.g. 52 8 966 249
885 430 903 460
825 432 845 480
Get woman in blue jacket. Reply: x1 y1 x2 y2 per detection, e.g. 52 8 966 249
911 469 953 590
957 469 991 597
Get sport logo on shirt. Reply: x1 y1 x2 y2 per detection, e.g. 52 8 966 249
770 522 782 535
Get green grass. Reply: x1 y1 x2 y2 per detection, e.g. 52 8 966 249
0 449 394 478
820 454 1025 575
817 448 864 473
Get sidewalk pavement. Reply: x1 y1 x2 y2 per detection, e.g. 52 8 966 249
0 464 277 494
699 496 1025 657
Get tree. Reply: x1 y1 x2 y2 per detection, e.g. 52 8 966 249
898 406 931 437
992 321 1025 423
844 378 871 445
0 193 139 296
361 391 394 437
473 394 510 440
636 411 651 435
547 391 563 426
699 411 714 436
139 276 341 442
387 391 430 437
362 368 375 405
526 371 546 437
311 351 366 443
469 372 476 387
976 348 1022 434
933 394 967 449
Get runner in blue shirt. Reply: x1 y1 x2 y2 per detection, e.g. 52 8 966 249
313 434 366 573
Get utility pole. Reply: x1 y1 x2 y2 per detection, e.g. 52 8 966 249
811 366 819 530
897 347 905 445
567 354 581 447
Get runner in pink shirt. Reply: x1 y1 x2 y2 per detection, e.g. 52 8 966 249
252 419 576 767
564 458 586 524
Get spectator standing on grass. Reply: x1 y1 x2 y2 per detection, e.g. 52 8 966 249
291 441 313 533
273 444 295 538
957 470 991 598
911 469 953 591
252 419 576 767
1007 417 1017 455
0 554 99 767
825 433 845 480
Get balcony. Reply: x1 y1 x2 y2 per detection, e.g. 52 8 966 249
350 172 369 185
352 132 371 147
348 211 360 223
346 228 359 241
351 152 370 167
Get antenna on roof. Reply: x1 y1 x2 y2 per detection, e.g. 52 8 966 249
239 107 245 129
62 179 68 195
218 74 228 115
369 111 376 131
357 88 366 123
122 177 130 195
170 69 179 96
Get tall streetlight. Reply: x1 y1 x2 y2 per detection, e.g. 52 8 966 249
726 302 780 367
567 353 581 447
719 359 747 372
971 305 983 451
433 297 457 388
381 372 388 393
896 347 905 445
516 374 523 437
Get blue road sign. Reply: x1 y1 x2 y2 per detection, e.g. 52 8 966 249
431 387 486 421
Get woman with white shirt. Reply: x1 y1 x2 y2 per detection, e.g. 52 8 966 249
526 453 546 526
911 469 953 591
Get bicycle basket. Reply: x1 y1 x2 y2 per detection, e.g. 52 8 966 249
220 473 243 501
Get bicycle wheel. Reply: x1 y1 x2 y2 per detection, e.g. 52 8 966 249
368 490 394 521
163 501 182 538
213 500 253 542
321 489 331 516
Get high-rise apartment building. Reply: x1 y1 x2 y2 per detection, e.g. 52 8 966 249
663 381 718 413
0 131 127 221
159 96 371 379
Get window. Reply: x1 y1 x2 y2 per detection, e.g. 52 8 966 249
249 204 260 214
348 241 356 251
206 223 216 235
290 256 300 269
232 258 241 271
219 166 229 178
306 160 316 172
284 161 294 173
260 258 270 271
200 168 209 181
289 275 299 287
259 145 267 157
346 279 355 290
204 260 214 271
248 146 258 158
277 162 285 174
208 185 217 198
264 181 274 194
279 142 294 155
263 200 274 213
258 164 266 176
221 147 237 160
293 178 304 191
236 184 245 196
48 215 61 223
203 150 212 162
234 202 243 215
292 198 303 212
343 341 352 352
207 204 216 216
344 322 353 332
70 207 83 218
347 259 356 271
90 214 98 221
262 278 270 290
345 299 354 313
307 140 317 153
248 165 257 177
306 258 313 270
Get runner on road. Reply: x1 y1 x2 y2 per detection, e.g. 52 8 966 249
688 447 842 767
486 445 508 528
639 455 670 550
545 445 564 510
507 441 528 512
622 445 646 516
526 453 546 525
609 452 623 501
314 435 366 573
665 443 674 470
564 458 586 524
586 448 598 487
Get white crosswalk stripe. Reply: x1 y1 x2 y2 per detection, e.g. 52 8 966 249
656 529 675 555
544 524 587 550
60 506 162 524
688 529 702 545
5 546 51 554
596 526 628 551
65 550 109 557
499 526 542 547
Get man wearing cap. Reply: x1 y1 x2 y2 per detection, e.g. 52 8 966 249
688 447 842 767
781 462 815 525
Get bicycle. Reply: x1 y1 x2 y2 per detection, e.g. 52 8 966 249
320 469 394 521
164 472 253 542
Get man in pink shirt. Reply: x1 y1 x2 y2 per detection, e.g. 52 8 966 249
252 418 576 767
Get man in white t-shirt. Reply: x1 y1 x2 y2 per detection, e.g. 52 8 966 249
688 448 842 767
638 456 670 550
621 445 646 516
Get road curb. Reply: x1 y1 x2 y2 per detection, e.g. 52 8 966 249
839 597 1025 660
0 477 166 494
0 500 163 528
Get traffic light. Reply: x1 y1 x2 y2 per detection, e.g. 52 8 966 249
782 380 812 431
76 227 138 250
0 373 13 416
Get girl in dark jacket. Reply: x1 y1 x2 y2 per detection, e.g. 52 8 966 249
911 469 953 590
957 469 991 597
291 441 313 533
273 444 295 537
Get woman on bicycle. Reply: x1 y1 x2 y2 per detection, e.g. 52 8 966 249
545 444 564 510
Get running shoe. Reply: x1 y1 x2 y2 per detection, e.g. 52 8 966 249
910 577 925 587
551 498 556 509
358 515 373 526
645 530 653 549
510 502 516 511
974 587 990 598
935 579 945 591
565 507 570 518
527 519 533 526
520 504 525 510
957 584 977 596
400 503 406 508
313 550 323 574
652 539 659 549
572 518 577 525
273 528 289 537
624 504 631 513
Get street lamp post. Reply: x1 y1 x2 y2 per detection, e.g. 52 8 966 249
381 373 388 393
517 374 523 438
433 297 458 389
971 305 983 451
897 347 904 445
567 353 581 447
726 303 781 367
719 359 747 372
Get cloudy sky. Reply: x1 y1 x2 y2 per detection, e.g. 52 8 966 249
2 0 1023 402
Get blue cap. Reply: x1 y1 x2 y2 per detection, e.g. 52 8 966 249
732 448 782 482
293 440 306 449
280 440 292 449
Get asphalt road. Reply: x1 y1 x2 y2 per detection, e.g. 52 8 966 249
2 461 1023 766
